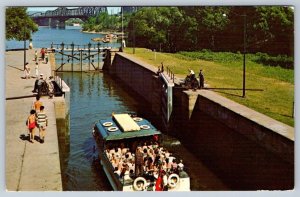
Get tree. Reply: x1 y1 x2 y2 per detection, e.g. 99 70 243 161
128 7 185 52
197 7 230 50
253 6 294 55
6 7 38 41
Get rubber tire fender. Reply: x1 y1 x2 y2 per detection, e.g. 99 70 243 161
133 177 147 191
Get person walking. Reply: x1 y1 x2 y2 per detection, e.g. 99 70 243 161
34 50 38 62
32 95 43 113
29 39 33 49
45 52 49 64
36 106 48 143
27 109 37 143
199 69 205 89
35 62 39 78
40 48 45 61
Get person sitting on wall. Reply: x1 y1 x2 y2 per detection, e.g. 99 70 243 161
32 74 45 93
189 69 195 79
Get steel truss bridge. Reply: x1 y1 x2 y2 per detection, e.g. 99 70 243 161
31 7 107 27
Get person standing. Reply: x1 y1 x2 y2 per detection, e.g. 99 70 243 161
199 69 205 89
27 109 36 143
135 147 144 177
36 106 48 143
24 62 30 79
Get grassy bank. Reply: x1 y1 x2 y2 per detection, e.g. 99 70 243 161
123 48 294 127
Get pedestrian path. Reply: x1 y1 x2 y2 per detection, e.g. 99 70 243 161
5 49 62 191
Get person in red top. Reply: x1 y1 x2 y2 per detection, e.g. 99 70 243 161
40 48 45 61
155 171 164 191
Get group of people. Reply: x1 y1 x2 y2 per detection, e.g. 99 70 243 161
106 140 184 190
32 73 53 97
189 69 205 89
24 48 49 80
26 95 48 143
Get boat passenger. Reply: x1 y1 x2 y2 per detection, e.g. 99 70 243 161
135 147 144 177
125 151 133 161
154 155 161 166
114 167 121 177
162 171 168 191
171 160 178 173
152 142 159 149
127 159 135 172
120 143 128 155
165 158 172 171
164 150 170 158
168 155 176 163
109 148 115 155
129 169 135 178
120 165 127 178
161 161 167 172
178 159 184 171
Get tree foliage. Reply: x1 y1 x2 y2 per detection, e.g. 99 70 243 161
127 6 293 55
6 7 38 41
82 6 294 55
82 11 126 32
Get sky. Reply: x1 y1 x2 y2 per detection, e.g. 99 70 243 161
27 7 121 14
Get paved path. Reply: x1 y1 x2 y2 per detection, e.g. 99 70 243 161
5 49 62 191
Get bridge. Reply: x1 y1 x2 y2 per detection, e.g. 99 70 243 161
31 7 107 28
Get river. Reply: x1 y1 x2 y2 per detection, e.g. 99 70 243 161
6 26 120 50
6 26 228 191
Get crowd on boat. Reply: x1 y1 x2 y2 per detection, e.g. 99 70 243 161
105 140 185 190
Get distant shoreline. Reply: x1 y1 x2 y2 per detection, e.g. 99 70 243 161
81 30 124 35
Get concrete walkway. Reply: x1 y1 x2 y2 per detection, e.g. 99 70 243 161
5 49 62 191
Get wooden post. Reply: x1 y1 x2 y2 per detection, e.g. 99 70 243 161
97 42 100 70
88 42 91 71
71 42 74 72
61 42 64 71
80 49 83 72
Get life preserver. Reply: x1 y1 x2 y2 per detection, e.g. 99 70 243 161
133 117 143 122
140 125 150 130
133 177 147 191
103 122 113 127
168 174 180 188
107 126 118 132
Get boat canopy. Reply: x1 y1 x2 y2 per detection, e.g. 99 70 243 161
94 114 161 141
113 114 141 132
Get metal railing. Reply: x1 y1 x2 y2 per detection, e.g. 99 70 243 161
50 42 112 51
165 66 175 83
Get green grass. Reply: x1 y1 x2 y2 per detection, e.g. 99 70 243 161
123 48 294 127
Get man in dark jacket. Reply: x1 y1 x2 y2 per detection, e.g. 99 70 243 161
199 70 205 89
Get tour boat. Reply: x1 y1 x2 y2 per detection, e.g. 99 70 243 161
92 113 190 191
